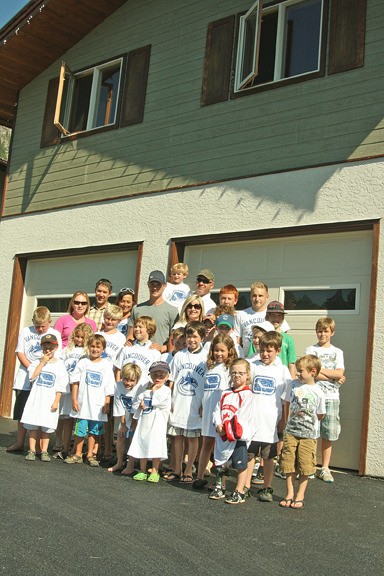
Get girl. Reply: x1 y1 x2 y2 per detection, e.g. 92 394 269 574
116 287 135 337
55 323 94 457
193 335 237 489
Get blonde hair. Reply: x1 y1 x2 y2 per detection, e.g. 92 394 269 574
104 304 123 322
178 295 205 323
207 334 237 370
316 317 336 333
230 358 251 386
250 281 268 293
214 304 235 317
259 331 282 351
134 316 156 338
32 306 51 325
121 362 142 382
171 262 189 275
67 322 94 353
67 291 91 316
88 334 106 350
296 354 322 376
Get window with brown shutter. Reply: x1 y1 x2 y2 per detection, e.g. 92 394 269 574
328 0 367 75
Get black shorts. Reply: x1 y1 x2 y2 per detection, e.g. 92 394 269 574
248 440 278 461
13 390 30 421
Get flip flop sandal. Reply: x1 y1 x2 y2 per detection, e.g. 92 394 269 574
179 475 193 484
291 500 305 509
165 473 181 482
279 498 293 508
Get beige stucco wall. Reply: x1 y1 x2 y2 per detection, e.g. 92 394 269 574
0 157 383 475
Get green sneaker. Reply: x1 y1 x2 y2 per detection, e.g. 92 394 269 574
87 456 99 467
25 450 36 461
258 487 274 502
40 451 51 462
133 472 148 481
64 454 83 464
147 472 160 483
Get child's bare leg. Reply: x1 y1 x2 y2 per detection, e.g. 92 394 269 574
151 458 160 475
184 437 198 477
40 432 50 452
7 421 27 451
321 439 333 469
108 433 125 472
173 435 184 476
196 437 215 480
244 456 255 489
291 475 308 508
62 418 74 453
72 435 84 457
167 437 175 470
122 457 135 475
103 414 113 458
28 429 38 452
283 472 295 503
263 458 274 488
54 420 64 450
139 458 148 473
87 434 98 459
235 468 247 493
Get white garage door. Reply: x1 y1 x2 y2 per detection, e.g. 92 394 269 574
22 250 138 324
185 230 372 470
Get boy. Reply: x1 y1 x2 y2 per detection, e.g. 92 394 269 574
114 316 161 385
234 281 277 355
108 362 144 474
7 306 62 453
245 332 291 501
305 317 345 483
265 301 297 379
88 278 113 330
166 321 208 482
279 355 326 509
163 263 191 308
211 358 254 504
161 327 186 364
219 285 239 308
215 313 244 358
65 334 115 466
98 305 126 364
21 333 68 462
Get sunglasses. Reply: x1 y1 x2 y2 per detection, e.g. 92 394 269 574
187 303 202 309
73 300 87 306
119 287 135 295
196 277 211 284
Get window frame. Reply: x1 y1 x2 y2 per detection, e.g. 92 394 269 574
234 0 263 91
54 57 123 137
233 0 328 96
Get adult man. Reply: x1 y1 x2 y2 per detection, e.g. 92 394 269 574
127 271 178 353
195 269 216 314
88 278 112 330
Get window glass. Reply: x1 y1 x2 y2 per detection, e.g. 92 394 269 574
253 10 278 85
95 64 121 128
283 288 357 311
69 74 93 133
283 0 322 77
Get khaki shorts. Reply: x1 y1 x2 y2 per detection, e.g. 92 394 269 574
280 433 317 476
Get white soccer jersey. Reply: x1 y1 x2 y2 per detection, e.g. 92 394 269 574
70 357 115 422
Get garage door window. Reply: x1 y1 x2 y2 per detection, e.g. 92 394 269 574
281 285 359 314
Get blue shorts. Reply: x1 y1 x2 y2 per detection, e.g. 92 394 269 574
74 419 104 438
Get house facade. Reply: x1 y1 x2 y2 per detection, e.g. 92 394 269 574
0 0 383 476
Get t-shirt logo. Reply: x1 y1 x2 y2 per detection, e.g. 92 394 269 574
66 359 77 374
253 376 276 396
204 374 221 391
178 374 198 396
37 371 55 387
121 395 133 411
170 290 185 302
85 370 102 387
29 342 42 361
142 396 153 414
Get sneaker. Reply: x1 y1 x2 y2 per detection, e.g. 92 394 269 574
40 451 51 462
133 472 148 481
318 467 334 483
225 489 246 505
308 473 316 480
25 450 36 461
243 486 251 499
209 484 226 500
87 456 99 467
274 463 286 479
258 487 274 502
251 465 264 485
64 454 83 464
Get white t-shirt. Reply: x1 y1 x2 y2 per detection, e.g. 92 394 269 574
248 359 291 443
169 347 208 429
113 380 147 431
234 308 276 355
97 330 126 364
285 380 326 439
60 346 85 416
70 357 115 421
163 282 191 308
201 363 231 437
13 326 63 391
21 359 69 429
114 340 161 386
305 344 345 400
128 384 172 460
201 293 217 315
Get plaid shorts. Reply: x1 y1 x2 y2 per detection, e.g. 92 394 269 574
320 399 341 441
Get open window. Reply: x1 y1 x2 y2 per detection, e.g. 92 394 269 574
54 59 122 136
234 0 324 92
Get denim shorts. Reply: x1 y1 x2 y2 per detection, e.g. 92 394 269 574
231 440 248 470
74 419 104 438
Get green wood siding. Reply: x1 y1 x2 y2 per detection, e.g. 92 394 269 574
3 0 383 215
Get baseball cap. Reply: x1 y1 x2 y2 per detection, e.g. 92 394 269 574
148 270 166 284
197 269 215 282
216 314 234 328
40 334 58 345
266 301 287 314
149 361 170 373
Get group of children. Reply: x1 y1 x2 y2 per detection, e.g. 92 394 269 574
7 265 346 509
